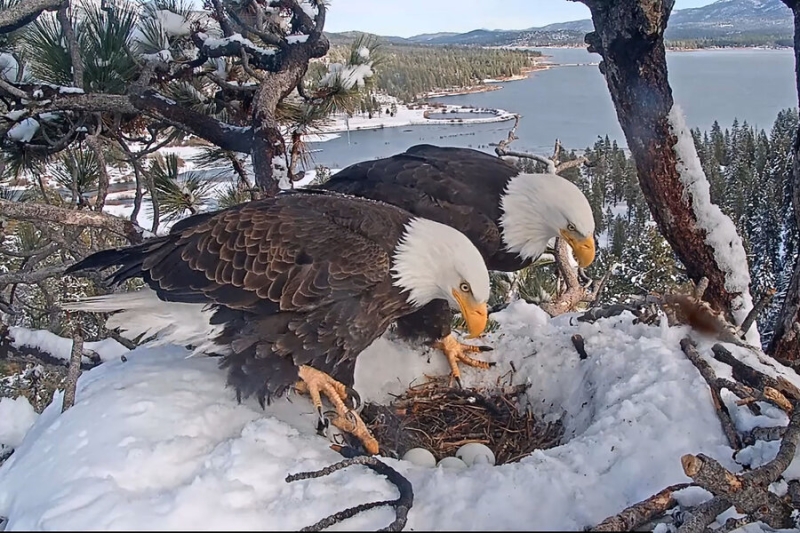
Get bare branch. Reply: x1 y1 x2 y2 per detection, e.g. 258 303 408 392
285 455 413 532
740 288 776 339
0 264 72 291
0 0 63 34
61 317 83 412
0 198 146 243
56 1 84 90
593 483 693 531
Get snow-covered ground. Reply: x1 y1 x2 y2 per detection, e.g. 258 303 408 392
319 103 517 134
1 301 799 530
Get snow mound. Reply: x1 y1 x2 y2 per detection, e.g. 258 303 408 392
0 397 38 450
0 301 798 530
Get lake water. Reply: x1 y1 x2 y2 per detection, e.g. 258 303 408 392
304 47 797 170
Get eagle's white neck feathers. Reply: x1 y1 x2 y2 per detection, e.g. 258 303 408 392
499 172 594 261
391 217 490 308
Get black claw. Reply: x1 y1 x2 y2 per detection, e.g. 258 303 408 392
345 386 363 414
454 376 463 389
477 345 494 352
488 361 497 367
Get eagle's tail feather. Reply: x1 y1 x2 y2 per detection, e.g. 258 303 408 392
60 287 225 357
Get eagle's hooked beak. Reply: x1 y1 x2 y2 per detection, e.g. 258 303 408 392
559 229 596 268
451 289 488 339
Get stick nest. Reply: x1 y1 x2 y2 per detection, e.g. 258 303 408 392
360 377 565 465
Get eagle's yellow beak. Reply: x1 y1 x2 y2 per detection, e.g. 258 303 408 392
452 289 488 339
559 229 596 268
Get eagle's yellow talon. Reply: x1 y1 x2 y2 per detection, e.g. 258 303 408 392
433 333 494 383
296 365 378 455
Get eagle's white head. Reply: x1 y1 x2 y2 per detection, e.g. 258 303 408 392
391 217 490 338
499 172 596 268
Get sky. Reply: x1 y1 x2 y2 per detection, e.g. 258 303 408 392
323 0 720 37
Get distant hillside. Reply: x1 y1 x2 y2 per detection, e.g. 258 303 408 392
327 0 794 49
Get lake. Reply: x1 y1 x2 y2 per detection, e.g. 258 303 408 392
304 47 797 171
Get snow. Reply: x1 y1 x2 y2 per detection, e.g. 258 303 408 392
669 104 760 346
357 46 370 60
58 86 85 94
298 0 317 19
318 102 517 134
154 9 192 38
203 34 276 56
142 49 173 63
0 53 22 83
6 118 39 143
3 300 799 530
286 34 309 44
8 326 129 363
3 110 26 121
319 62 374 91
0 397 37 450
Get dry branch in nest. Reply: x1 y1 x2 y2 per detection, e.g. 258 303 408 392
577 277 776 351
285 455 412 532
358 376 564 465
593 337 800 531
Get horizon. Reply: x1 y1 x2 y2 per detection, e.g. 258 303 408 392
324 0 721 38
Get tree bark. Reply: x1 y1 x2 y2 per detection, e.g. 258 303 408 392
0 0 63 34
573 0 750 326
769 1 800 360
0 198 145 243
250 45 319 195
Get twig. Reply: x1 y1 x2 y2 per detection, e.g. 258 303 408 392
62 316 84 412
285 456 413 532
693 277 709 300
592 483 693 531
675 496 732 533
680 338 741 450
711 344 800 401
571 334 589 360
741 425 785 446
739 288 776 339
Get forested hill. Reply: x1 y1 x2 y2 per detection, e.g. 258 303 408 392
310 42 541 103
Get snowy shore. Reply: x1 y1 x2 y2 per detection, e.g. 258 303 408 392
318 103 518 134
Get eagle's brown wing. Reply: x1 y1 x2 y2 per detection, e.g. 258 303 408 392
67 192 412 403
317 144 526 271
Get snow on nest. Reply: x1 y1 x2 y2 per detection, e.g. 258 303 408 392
1 301 799 530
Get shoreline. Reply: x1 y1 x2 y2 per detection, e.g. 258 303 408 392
317 103 519 135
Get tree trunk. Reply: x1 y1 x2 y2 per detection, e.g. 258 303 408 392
769 1 800 360
576 0 751 327
250 47 315 196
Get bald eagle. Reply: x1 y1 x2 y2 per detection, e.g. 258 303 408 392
313 144 596 383
64 191 491 454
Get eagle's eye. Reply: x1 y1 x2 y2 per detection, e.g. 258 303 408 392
567 223 576 232
459 282 471 293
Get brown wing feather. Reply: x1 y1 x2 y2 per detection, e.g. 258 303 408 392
67 192 416 406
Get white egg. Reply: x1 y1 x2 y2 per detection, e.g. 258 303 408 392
455 443 496 466
402 447 436 467
436 456 468 470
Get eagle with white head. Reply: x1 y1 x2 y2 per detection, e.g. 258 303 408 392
64 191 490 455
314 144 596 383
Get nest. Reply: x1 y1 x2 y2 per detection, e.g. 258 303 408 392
360 377 565 465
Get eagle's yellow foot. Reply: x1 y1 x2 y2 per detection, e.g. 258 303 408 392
295 365 379 455
433 333 495 388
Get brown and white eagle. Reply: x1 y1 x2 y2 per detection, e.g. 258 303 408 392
313 144 596 383
64 191 491 455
